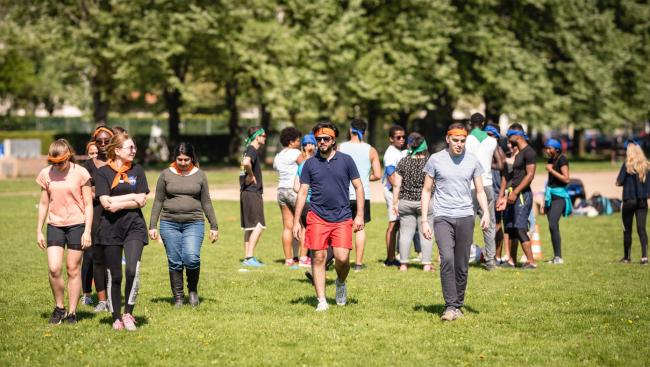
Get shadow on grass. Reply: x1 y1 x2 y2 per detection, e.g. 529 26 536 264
40 310 96 321
413 304 480 316
98 315 150 326
290 295 359 307
150 296 216 305
290 278 334 286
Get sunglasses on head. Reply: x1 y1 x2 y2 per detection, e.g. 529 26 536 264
316 136 332 143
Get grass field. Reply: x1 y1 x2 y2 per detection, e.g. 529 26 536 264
0 175 648 366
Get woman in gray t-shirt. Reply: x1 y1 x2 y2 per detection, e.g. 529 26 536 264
149 143 218 307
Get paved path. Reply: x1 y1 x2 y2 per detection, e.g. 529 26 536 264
210 171 621 203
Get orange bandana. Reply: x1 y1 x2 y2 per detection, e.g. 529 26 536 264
107 159 132 189
315 128 336 138
447 128 468 137
93 127 114 138
170 162 195 176
48 152 71 164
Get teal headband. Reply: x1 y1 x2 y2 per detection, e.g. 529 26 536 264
245 128 266 147
408 140 428 157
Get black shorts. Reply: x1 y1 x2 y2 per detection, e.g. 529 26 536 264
350 199 371 223
47 224 84 250
240 191 266 230
504 190 532 230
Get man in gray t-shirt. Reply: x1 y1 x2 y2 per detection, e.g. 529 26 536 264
421 122 490 322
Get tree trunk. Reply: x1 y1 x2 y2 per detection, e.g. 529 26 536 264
259 101 272 163
484 96 500 126
91 74 111 124
366 100 380 147
163 87 182 147
394 110 409 130
423 91 455 150
572 128 584 157
225 79 240 162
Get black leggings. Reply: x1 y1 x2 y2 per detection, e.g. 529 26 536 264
98 241 144 321
546 196 565 258
82 246 107 294
622 199 648 259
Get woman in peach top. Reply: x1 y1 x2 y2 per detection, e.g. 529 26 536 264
36 139 93 325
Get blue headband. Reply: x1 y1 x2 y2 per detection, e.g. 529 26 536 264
545 138 562 150
624 139 640 149
506 129 528 140
351 127 364 140
302 133 316 146
484 125 501 139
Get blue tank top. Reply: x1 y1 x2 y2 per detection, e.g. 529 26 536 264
339 141 371 200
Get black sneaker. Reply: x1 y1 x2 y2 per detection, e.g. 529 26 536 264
65 313 77 325
48 307 67 325
383 259 400 267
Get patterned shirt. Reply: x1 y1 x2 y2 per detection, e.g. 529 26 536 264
396 156 428 201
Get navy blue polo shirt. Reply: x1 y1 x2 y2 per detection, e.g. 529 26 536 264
300 151 360 222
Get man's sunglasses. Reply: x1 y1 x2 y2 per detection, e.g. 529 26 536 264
393 135 406 140
316 136 332 142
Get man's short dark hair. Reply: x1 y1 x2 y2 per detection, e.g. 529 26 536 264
350 118 367 133
388 125 405 138
312 121 339 138
470 113 485 128
509 123 525 132
247 126 264 137
447 122 469 133
279 127 301 147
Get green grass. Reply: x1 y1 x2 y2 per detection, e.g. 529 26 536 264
1 172 648 366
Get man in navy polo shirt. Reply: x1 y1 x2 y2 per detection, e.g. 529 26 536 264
293 121 365 312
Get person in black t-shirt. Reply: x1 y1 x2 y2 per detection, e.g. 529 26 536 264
80 126 114 312
496 123 537 269
95 132 149 331
616 141 650 265
543 138 571 265
239 126 267 267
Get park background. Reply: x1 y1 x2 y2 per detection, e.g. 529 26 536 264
1 1 649 366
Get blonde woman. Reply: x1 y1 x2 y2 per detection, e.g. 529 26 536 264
616 141 650 265
95 132 149 330
36 139 93 324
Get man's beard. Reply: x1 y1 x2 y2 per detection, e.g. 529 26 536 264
319 144 333 155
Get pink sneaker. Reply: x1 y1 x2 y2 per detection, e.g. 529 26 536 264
284 259 296 267
299 257 311 267
112 319 124 330
122 313 137 331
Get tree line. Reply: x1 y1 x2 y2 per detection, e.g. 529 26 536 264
1 0 648 158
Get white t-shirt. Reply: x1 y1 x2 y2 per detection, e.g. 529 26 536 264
383 145 406 189
465 132 497 187
273 148 301 188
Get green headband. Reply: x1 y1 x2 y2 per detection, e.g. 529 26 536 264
408 140 428 157
244 128 265 147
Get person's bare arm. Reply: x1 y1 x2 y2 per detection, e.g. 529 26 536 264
292 184 309 240
391 173 403 217
351 178 365 231
369 147 382 181
81 183 93 249
242 156 256 185
546 163 570 185
473 176 490 231
492 146 505 171
508 163 535 204
36 190 49 250
421 175 435 240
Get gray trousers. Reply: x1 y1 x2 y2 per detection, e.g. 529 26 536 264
434 216 474 309
472 186 496 264
397 200 434 264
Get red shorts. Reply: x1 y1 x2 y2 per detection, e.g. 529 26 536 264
304 211 353 251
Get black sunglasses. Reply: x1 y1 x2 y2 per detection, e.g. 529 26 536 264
316 136 332 142
394 135 406 140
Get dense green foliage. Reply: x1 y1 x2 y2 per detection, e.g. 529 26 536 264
1 1 649 151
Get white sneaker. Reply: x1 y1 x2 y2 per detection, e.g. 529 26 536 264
335 279 347 306
315 300 329 312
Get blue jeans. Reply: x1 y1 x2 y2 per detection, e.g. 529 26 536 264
159 220 204 271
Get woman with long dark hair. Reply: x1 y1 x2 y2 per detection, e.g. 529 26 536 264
36 139 93 324
616 141 650 265
543 138 571 264
149 142 218 307
95 132 149 331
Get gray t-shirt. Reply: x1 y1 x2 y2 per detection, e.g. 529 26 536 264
423 150 483 218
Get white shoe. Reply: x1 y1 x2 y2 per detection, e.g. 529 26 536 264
315 300 329 312
335 279 347 306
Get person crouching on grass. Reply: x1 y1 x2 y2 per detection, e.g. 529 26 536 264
95 132 149 331
292 121 365 312
421 123 489 322
149 142 219 307
36 139 93 324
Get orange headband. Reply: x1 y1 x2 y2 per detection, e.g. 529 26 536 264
315 128 336 138
48 152 71 164
447 128 468 137
93 127 114 138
